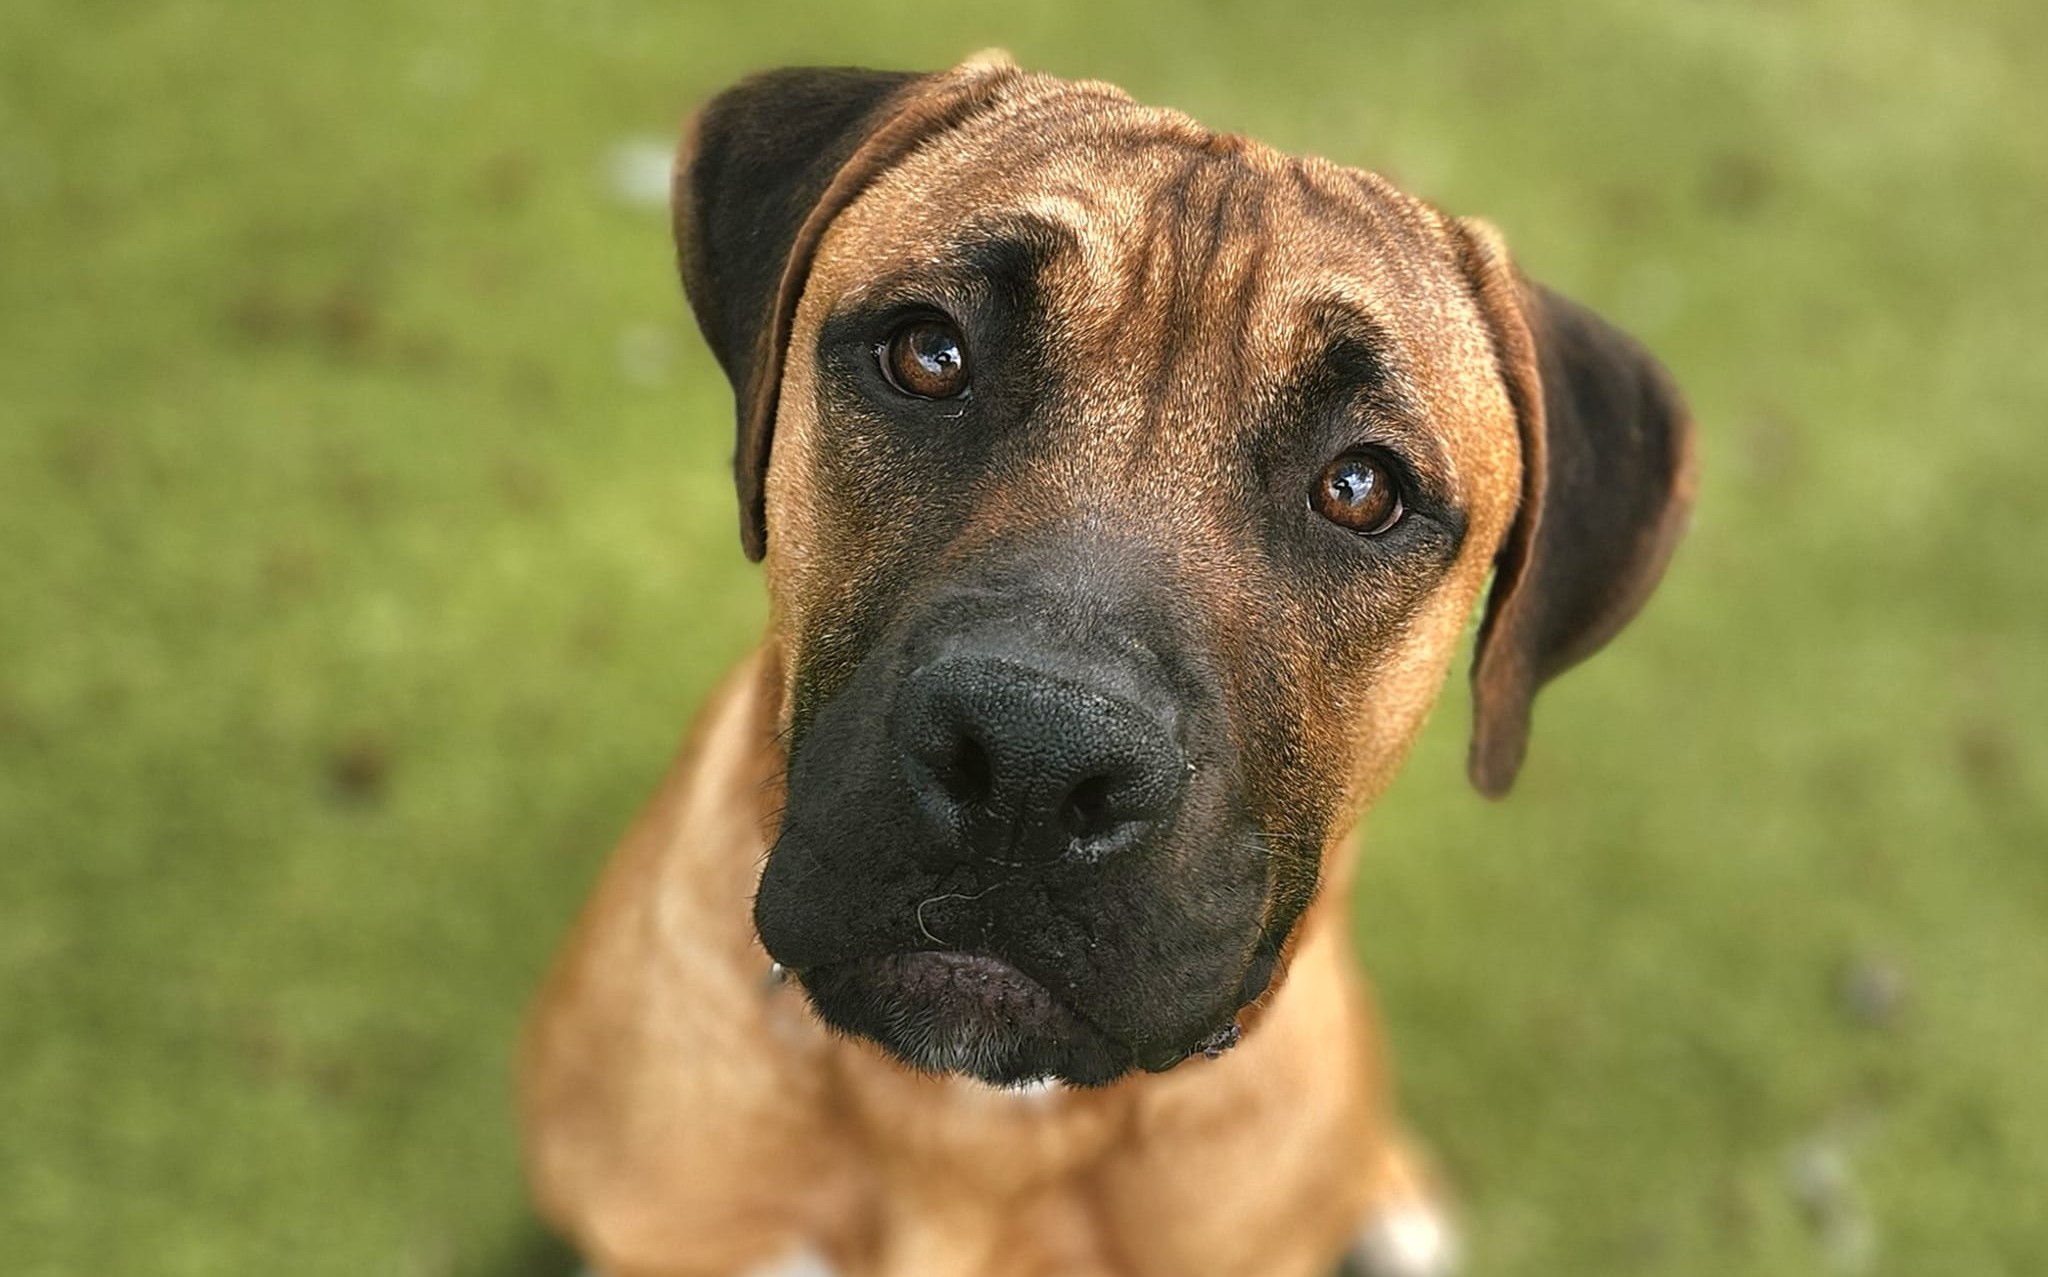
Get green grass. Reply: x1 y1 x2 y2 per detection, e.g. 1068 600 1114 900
3 0 2043 1273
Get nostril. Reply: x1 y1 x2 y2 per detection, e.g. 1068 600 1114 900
1061 773 1120 842
897 654 1185 868
941 733 993 806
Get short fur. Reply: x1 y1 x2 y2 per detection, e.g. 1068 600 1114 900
523 54 1694 1277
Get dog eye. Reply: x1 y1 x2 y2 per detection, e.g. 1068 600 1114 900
878 318 969 399
1311 451 1404 535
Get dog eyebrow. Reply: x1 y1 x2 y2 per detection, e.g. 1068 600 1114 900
1304 298 1428 424
837 213 1077 316
950 212 1082 276
1305 298 1400 384
1300 297 1462 503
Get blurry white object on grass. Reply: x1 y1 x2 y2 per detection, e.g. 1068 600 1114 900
607 137 675 210
1789 1130 1879 1272
617 323 674 387
1345 1199 1461 1277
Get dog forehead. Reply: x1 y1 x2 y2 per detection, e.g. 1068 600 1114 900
826 91 1444 313
796 76 1520 511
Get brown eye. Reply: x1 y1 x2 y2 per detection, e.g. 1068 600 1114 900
1312 451 1404 534
880 318 969 399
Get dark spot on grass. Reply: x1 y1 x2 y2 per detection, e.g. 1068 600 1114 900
1848 1060 1910 1110
1621 1217 1674 1265
0 693 32 744
569 606 619 661
328 732 393 804
1532 994 1594 1054
1601 182 1664 233
504 359 560 410
314 283 381 356
1462 36 1531 105
263 540 326 595
1806 751 1870 805
1954 716 2017 794
238 1020 293 1083
475 149 538 211
393 330 455 375
1701 150 1777 218
225 281 385 360
308 1052 365 1100
227 285 295 344
322 452 388 519
362 1023 455 1089
494 456 557 515
1712 1175 1759 1242
1851 842 1902 895
84 677 133 717
49 421 123 489
466 249 516 297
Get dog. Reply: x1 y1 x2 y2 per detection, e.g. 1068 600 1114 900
520 52 1695 1277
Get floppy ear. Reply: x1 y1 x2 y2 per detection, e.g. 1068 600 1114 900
674 57 1018 560
1453 219 1699 798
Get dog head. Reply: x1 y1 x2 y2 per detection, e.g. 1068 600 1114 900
674 56 1694 1085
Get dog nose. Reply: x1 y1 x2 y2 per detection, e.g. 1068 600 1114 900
896 653 1186 866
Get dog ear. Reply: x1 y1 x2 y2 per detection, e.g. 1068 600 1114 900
674 57 1018 560
1452 218 1698 798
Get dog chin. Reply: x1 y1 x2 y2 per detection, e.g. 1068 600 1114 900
796 950 1138 1087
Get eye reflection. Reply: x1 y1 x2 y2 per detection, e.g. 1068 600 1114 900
1312 452 1404 535
880 319 969 399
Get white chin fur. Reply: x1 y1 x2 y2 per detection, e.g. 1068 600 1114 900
955 1073 1064 1106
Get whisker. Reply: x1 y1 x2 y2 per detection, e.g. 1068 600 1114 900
913 877 1016 946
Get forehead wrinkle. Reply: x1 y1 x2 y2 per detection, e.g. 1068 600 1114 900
1079 151 1276 473
819 82 1502 509
1009 187 1139 310
1287 156 1393 237
1132 151 1241 422
1056 155 1291 522
1031 146 1210 451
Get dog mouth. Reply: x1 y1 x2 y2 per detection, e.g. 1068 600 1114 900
795 950 1145 1087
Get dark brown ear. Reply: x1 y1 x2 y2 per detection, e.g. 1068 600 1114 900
673 56 1018 560
1453 219 1699 798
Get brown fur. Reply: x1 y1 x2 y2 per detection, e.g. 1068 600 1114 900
522 54 1693 1277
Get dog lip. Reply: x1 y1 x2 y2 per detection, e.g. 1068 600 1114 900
795 949 1139 1085
794 949 1249 1085
837 950 1066 1018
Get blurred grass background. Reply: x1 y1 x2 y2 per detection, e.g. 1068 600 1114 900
3 0 2044 1273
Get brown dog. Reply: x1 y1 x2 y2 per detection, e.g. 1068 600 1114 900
521 52 1695 1277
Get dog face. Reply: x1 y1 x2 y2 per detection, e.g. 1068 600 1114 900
676 59 1694 1085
